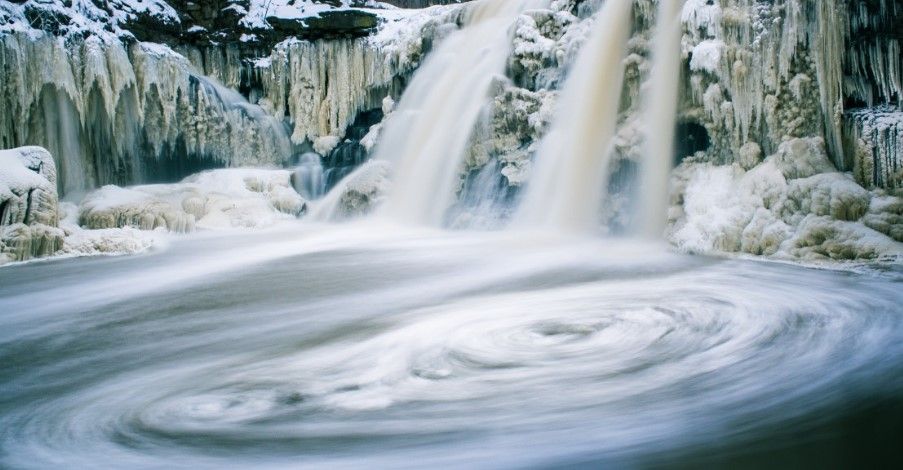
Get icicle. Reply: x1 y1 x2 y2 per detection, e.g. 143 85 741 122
0 33 293 196
845 107 903 189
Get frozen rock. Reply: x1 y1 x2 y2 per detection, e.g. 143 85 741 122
0 146 64 264
314 136 342 156
779 173 870 224
767 138 837 180
787 216 900 261
0 223 65 265
79 169 305 232
737 142 762 170
309 160 391 221
79 185 195 233
862 196 903 242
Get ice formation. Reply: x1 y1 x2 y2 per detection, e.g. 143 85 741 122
0 34 293 195
0 146 309 264
669 138 902 261
844 107 902 189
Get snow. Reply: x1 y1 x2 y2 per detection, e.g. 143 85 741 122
689 39 723 74
2 165 313 266
0 147 52 202
241 0 387 30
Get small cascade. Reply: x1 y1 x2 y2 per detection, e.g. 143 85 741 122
291 153 326 200
376 0 545 226
511 0 633 233
637 0 685 238
448 160 513 229
36 87 90 198
190 74 295 162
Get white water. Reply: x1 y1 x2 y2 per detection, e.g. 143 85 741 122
1 222 901 468
638 0 685 238
512 0 634 233
376 0 544 226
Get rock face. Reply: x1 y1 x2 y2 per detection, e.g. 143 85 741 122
382 0 469 7
0 146 64 264
10 1 382 49
266 9 379 40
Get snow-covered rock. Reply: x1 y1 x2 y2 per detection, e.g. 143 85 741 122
79 169 306 232
0 147 64 264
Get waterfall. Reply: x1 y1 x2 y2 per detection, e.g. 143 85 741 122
637 0 685 238
376 0 544 226
291 153 327 200
37 88 90 198
511 0 633 233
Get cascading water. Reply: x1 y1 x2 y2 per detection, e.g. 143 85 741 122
375 0 545 226
291 153 327 200
36 88 90 198
511 0 634 233
637 0 685 238
449 159 513 229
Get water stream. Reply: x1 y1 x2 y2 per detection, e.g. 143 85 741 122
376 0 546 226
512 0 633 233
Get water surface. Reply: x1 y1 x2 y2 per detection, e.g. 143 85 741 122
1 222 901 468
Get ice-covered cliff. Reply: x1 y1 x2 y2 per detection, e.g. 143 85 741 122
0 0 459 196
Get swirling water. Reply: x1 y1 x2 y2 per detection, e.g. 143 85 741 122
1 222 902 468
